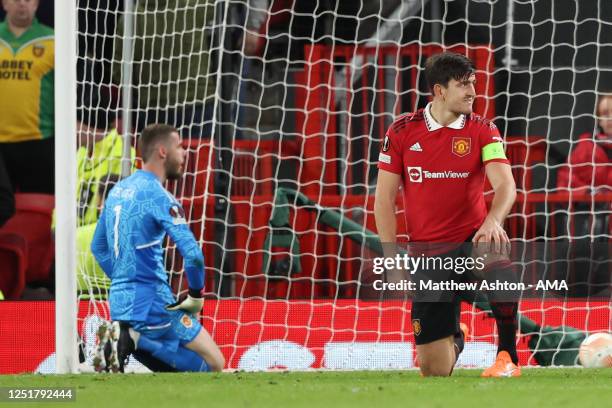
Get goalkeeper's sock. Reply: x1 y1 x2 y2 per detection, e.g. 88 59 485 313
490 301 519 365
172 347 211 372
136 335 169 357
132 349 177 372
135 335 211 372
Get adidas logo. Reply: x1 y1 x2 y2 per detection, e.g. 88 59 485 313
409 142 423 152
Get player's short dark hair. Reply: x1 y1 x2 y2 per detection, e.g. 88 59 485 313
139 124 178 163
424 52 476 93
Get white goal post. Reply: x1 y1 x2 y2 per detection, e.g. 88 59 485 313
55 0 78 374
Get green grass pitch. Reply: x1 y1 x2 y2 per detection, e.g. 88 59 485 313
2 369 611 407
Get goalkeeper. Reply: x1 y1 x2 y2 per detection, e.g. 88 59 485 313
375 52 519 377
91 124 224 372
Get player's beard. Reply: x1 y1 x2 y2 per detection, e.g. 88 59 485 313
165 157 183 180
453 98 474 115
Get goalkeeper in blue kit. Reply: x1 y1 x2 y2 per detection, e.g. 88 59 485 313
91 124 225 372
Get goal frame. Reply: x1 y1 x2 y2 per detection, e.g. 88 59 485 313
55 0 78 374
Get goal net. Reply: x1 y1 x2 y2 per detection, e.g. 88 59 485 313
74 0 611 371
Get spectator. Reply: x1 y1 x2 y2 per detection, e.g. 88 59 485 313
112 0 215 139
241 0 268 56
75 88 135 297
0 153 15 227
557 93 611 192
556 93 611 239
77 175 120 299
77 94 135 226
235 0 268 139
0 0 54 194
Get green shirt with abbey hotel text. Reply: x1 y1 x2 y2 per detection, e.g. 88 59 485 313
0 19 54 142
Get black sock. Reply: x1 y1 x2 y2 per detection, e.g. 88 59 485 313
490 302 519 364
453 328 465 363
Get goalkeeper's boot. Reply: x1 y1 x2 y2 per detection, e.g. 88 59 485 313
109 321 137 373
93 322 111 372
481 351 521 377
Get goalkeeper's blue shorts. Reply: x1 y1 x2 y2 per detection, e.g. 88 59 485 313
130 309 208 372
128 298 207 372
113 285 209 372
131 308 201 348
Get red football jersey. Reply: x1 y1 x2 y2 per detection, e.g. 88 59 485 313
377 103 510 243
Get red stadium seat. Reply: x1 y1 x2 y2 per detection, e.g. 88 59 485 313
0 232 27 299
0 194 55 284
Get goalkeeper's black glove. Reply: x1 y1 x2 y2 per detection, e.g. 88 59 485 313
165 288 204 314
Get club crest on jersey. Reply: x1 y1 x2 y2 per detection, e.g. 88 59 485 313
181 314 193 328
382 135 390 152
412 319 421 336
169 204 187 225
33 44 45 57
452 137 471 157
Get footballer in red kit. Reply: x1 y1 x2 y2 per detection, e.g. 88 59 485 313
374 52 520 378
378 103 509 243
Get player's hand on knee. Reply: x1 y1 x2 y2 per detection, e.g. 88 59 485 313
165 288 204 314
473 217 510 254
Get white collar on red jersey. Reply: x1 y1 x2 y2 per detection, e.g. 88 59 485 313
424 102 466 131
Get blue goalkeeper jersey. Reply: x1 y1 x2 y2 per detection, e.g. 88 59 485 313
91 170 204 322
